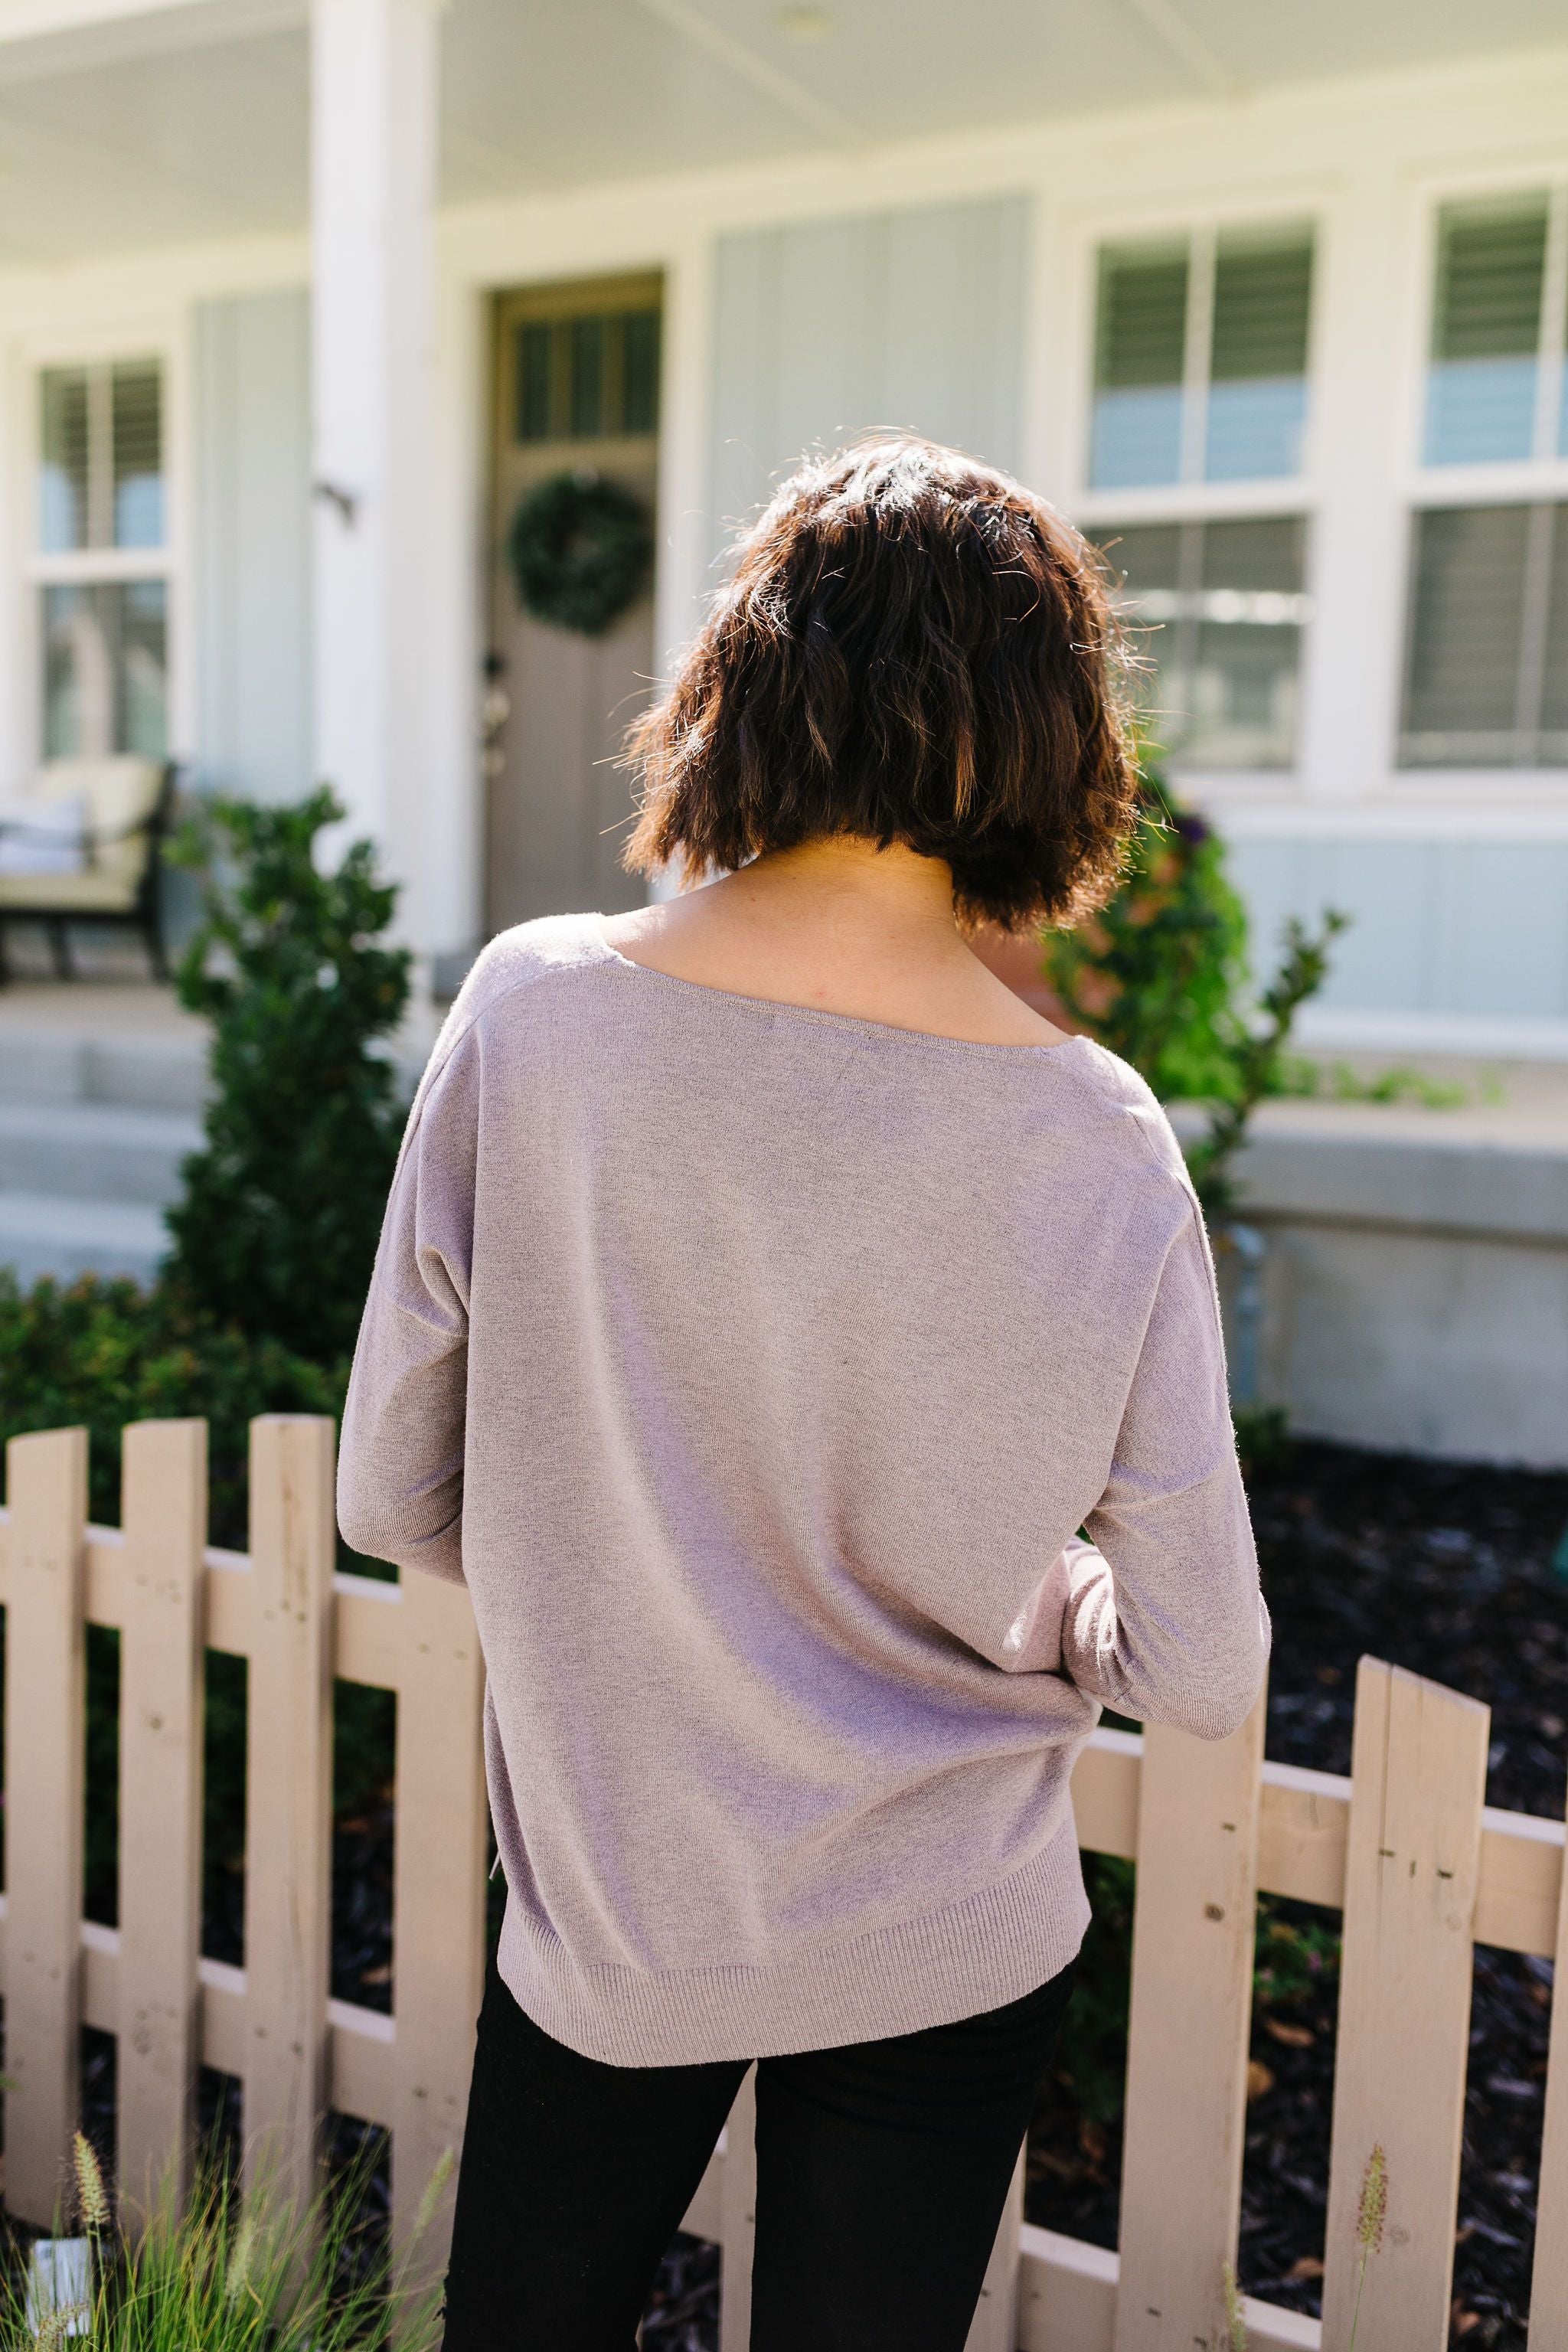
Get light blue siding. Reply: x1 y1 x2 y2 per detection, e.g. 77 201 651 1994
711 196 1028 537
192 288 312 803
1227 837 1568 1021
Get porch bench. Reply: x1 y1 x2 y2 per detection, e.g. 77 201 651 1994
0 757 175 982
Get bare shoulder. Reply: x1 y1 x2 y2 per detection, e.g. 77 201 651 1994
604 897 1071 1049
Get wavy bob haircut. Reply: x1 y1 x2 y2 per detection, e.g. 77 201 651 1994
622 436 1141 933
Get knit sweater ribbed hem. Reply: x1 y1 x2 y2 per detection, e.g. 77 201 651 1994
496 1811 1092 2067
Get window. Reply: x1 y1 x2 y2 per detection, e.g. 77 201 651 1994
1089 224 1313 489
1093 515 1308 769
1400 504 1568 766
33 358 168 759
1424 192 1566 466
514 306 661 443
1402 185 1568 771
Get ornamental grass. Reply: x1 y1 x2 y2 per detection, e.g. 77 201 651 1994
1 2134 447 2351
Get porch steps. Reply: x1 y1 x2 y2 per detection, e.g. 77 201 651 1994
0 1021 207 1286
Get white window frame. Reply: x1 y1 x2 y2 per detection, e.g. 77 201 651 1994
18 315 186 776
1390 166 1568 794
1054 194 1324 797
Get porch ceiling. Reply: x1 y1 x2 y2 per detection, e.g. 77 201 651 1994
0 0 1563 266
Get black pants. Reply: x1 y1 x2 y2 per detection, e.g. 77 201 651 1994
441 1955 1076 2351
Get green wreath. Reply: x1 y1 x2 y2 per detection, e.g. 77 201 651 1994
507 470 653 637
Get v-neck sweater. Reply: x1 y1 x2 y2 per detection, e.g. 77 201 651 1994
338 913 1269 2064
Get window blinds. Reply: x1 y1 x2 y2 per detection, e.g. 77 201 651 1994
39 361 163 552
1401 503 1568 766
1425 197 1550 465
1091 242 1188 488
1093 514 1308 768
1089 227 1312 488
1207 230 1312 480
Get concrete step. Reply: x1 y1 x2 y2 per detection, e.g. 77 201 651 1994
0 1099 201 1208
0 1028 207 1113
0 1191 167 1287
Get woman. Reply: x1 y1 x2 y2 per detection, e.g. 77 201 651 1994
338 436 1269 2350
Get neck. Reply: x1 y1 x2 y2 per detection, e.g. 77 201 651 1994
717 836 965 950
603 834 1069 1050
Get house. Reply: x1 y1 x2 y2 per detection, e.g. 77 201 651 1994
3 0 1564 1049
1 0 1566 1463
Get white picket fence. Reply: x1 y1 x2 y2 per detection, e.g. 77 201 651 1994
1 1414 1565 2350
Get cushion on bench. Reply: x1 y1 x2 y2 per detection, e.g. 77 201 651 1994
0 758 164 913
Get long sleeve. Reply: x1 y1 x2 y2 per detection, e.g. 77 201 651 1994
1058 1200 1270 1740
337 1026 479 1582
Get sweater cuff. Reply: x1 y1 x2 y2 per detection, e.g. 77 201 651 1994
1000 1544 1077 1673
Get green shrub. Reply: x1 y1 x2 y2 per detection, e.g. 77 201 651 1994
1041 774 1252 1107
164 788 411 1364
1040 769 1346 1214
1053 1854 1342 2141
0 1272 346 1549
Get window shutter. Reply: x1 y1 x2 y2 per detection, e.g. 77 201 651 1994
110 361 163 550
1200 514 1306 599
1205 230 1312 481
1432 198 1547 362
1401 505 1530 763
1425 198 1548 465
1090 521 1183 606
1210 233 1313 382
40 368 91 554
1090 242 1187 489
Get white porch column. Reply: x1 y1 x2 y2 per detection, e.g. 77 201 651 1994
310 0 443 949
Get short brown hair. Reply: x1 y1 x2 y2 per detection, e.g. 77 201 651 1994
622 436 1139 932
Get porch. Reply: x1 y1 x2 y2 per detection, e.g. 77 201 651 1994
0 0 1565 1050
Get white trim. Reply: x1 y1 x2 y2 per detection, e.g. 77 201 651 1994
1196 790 1568 841
0 0 234 46
30 545 168 583
652 233 716 685
1073 477 1316 525
1533 181 1568 462
1178 221 1215 487
1402 459 1568 506
1291 1005 1568 1063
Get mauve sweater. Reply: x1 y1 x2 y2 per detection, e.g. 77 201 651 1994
338 913 1269 2066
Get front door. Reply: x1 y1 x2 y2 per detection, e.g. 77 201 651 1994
486 273 662 932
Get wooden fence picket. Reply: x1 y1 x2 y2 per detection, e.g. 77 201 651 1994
118 1419 208 2213
2 1410 1565 2350
1320 1658 1488 2350
242 1416 336 2212
2 1425 88 2226
1527 1769 1568 2341
717 2066 758 2349
386 1564 488 2281
1113 1690 1268 2350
